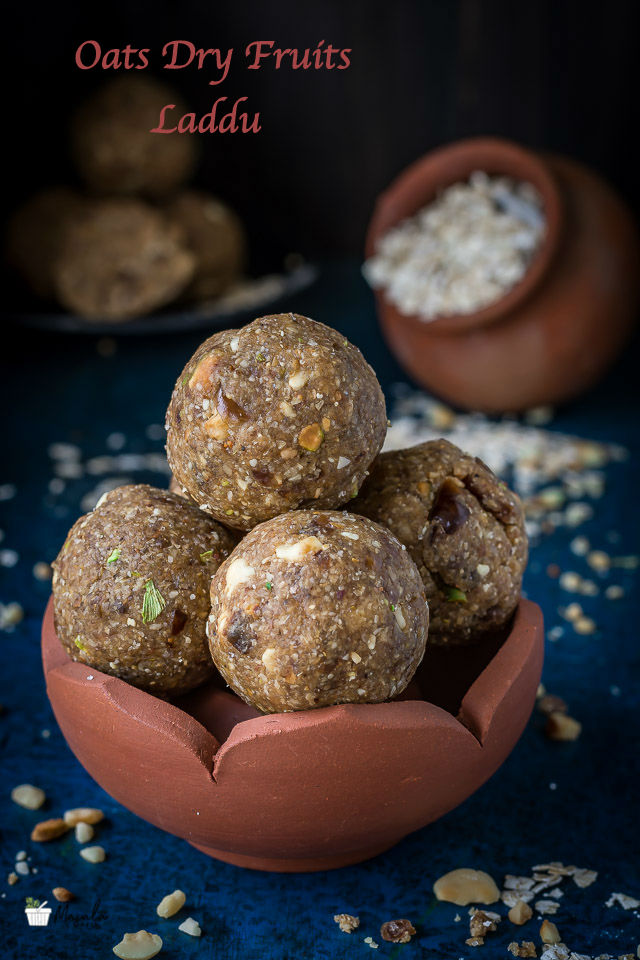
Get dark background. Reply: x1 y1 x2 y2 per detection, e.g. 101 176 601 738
3 0 638 265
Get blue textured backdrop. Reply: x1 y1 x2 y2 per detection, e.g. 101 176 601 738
1 263 638 958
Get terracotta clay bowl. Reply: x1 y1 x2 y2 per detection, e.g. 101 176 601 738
366 137 640 412
42 596 543 872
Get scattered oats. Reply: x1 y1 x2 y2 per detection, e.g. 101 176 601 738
0 549 19 567
535 900 560 915
605 585 624 600
606 892 640 910
157 889 186 918
49 478 65 495
564 503 594 527
540 947 569 960
33 561 52 581
178 917 202 937
573 616 596 635
545 713 582 741
11 784 46 810
547 626 564 642
0 602 24 630
540 920 562 944
572 869 597 889
334 914 360 934
16 852 26 862
561 603 583 622
79 845 106 863
15 862 29 876
570 536 590 556
106 432 126 451
587 550 610 572
509 900 533 925
559 572 582 592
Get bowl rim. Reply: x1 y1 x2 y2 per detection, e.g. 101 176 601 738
42 594 543 766
365 136 564 336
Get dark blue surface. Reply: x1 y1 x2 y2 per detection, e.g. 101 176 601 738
1 262 639 958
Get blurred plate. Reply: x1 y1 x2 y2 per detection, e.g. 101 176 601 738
12 263 318 336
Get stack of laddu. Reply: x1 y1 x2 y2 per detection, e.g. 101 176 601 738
52 313 527 713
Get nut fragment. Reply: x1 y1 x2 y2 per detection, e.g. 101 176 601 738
157 889 186 918
178 917 201 937
545 713 582 741
536 695 567 717
52 887 75 902
334 914 360 934
469 909 499 938
188 353 220 390
508 900 533 925
275 537 325 562
80 845 106 863
7 872 18 885
433 868 500 906
31 818 69 842
75 822 95 843
298 423 324 451
539 920 561 944
112 930 163 959
380 919 416 943
11 784 46 810
203 410 228 440
64 807 105 826
508 943 537 958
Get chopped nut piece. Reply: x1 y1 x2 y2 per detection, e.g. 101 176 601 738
540 920 561 944
31 818 70 842
537 695 568 717
275 537 325 561
75 822 94 843
157 889 186 918
334 914 360 933
64 807 104 826
52 886 75 902
380 919 416 943
7 872 18 885
178 917 201 937
433 868 500 905
545 713 582 741
508 943 537 957
11 784 46 810
203 410 229 440
112 930 163 959
188 353 220 390
469 909 500 938
225 557 255 591
288 369 309 390
298 423 324 451
509 900 533 925
80 845 106 863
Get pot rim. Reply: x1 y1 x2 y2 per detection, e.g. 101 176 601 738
365 136 564 336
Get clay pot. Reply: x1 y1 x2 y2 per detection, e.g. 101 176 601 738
41 595 543 872
366 137 640 412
